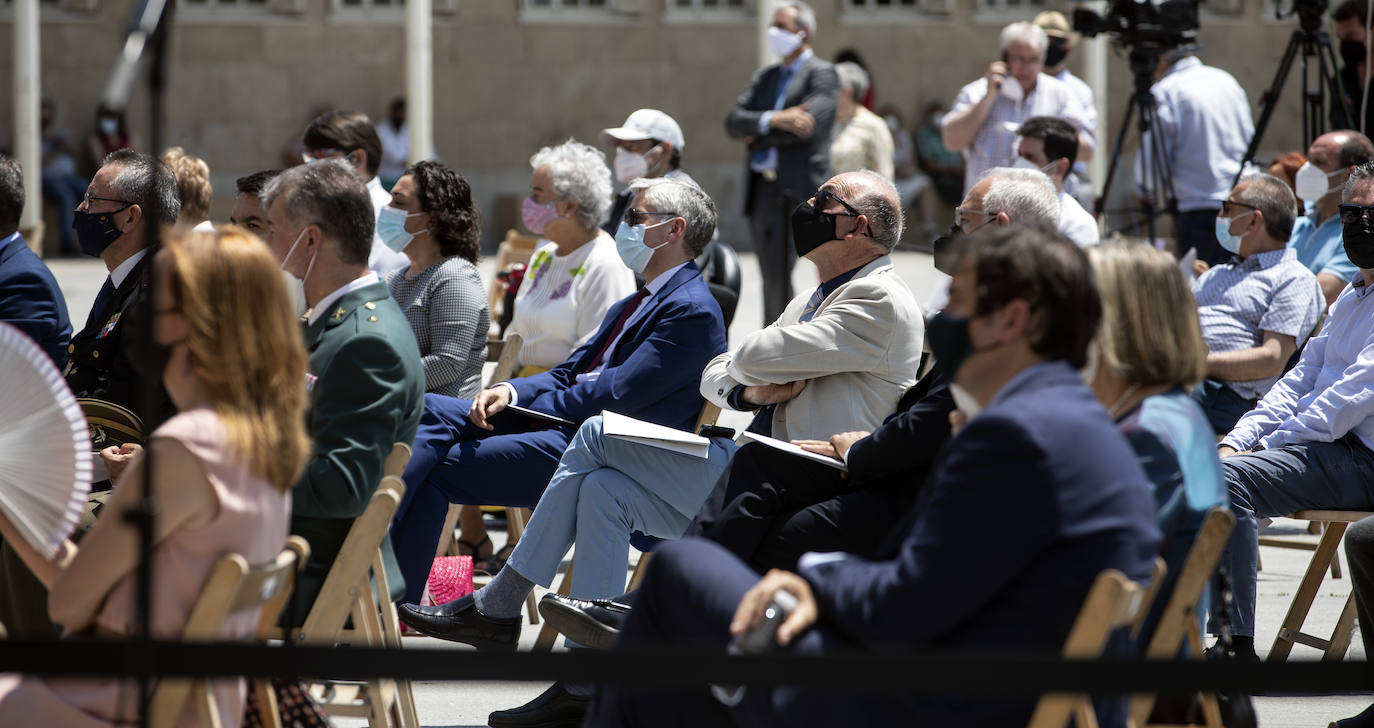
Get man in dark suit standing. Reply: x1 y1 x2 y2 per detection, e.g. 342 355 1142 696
725 0 838 324
260 160 426 621
0 153 71 368
585 225 1162 728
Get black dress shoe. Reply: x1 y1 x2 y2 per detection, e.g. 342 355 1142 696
1332 703 1374 728
488 681 590 728
396 594 520 651
537 593 631 650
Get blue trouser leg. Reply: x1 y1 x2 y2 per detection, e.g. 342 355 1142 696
1214 436 1374 637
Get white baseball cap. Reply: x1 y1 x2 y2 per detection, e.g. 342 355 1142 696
600 109 686 151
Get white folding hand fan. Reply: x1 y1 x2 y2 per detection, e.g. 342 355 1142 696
0 321 93 559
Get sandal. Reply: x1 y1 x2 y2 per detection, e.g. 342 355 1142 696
475 543 516 577
454 534 493 561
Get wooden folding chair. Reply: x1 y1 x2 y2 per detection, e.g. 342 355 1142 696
1267 509 1373 663
147 536 309 728
1025 569 1148 728
288 476 419 728
533 401 722 651
1128 508 1235 728
487 230 540 330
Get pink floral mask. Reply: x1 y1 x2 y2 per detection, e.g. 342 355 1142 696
522 197 561 235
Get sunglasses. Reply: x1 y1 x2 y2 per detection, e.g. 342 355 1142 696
1220 199 1261 217
1339 204 1374 226
623 208 677 227
814 189 862 217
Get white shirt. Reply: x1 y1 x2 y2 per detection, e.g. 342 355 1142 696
1059 189 1099 248
307 272 380 326
366 176 410 276
377 121 409 181
110 248 150 289
1223 277 1374 452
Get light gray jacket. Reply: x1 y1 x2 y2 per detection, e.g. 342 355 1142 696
700 256 924 441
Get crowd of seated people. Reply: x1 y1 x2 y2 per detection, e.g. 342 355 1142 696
4 87 1374 728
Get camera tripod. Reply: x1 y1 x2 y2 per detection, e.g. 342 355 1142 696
1097 42 1179 248
1234 0 1353 185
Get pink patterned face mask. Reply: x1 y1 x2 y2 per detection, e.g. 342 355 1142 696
521 197 561 235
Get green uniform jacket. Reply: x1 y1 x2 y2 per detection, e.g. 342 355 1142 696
288 280 424 624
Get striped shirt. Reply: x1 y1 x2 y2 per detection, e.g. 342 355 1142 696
387 256 489 398
1192 247 1323 400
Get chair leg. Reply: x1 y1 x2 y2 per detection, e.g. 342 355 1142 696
1269 521 1349 662
627 552 653 592
438 504 462 558
534 560 573 652
1324 593 1360 662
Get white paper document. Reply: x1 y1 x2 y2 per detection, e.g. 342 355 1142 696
1178 247 1198 282
736 431 848 471
601 410 711 459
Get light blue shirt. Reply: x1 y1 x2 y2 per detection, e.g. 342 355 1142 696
1223 276 1374 452
1288 210 1358 284
1138 57 1254 212
754 49 815 173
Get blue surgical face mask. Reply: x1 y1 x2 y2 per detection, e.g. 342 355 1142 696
614 218 674 274
1214 210 1254 255
377 206 426 252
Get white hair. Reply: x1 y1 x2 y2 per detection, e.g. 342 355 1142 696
529 139 613 232
834 61 870 101
981 166 1061 229
628 177 718 256
777 1 817 39
1000 21 1048 57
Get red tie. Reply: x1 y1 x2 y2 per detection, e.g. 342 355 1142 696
580 288 649 375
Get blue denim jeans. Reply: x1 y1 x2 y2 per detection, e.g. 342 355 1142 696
1215 435 1374 636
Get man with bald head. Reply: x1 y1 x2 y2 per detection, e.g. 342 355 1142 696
1288 130 1374 307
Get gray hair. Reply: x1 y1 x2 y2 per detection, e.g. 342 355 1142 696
1000 21 1048 57
849 169 903 251
1235 173 1297 242
530 139 613 232
778 1 817 38
629 177 718 257
982 167 1061 228
0 154 22 232
1346 161 1374 201
103 149 181 246
261 159 374 267
834 62 870 102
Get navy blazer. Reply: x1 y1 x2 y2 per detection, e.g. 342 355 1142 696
797 362 1161 726
511 262 726 432
724 54 839 208
0 233 72 368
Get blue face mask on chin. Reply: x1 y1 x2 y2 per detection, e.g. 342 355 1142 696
1214 210 1254 255
614 218 674 274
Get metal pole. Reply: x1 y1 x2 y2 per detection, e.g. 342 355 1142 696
14 0 42 254
406 0 433 163
757 0 771 69
1082 0 1109 198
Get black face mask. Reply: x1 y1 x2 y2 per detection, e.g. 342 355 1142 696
790 201 841 257
1341 40 1368 71
72 207 128 258
1045 37 1070 68
932 223 964 275
1344 219 1374 269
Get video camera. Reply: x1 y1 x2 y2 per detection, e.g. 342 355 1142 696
1072 0 1199 51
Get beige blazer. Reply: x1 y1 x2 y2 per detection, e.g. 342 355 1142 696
700 255 924 441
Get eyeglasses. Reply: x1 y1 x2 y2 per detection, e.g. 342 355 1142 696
954 206 996 226
1339 204 1374 226
623 209 677 227
1220 199 1261 217
83 191 133 209
302 148 353 164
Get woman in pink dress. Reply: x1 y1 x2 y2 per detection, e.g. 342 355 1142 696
0 227 311 727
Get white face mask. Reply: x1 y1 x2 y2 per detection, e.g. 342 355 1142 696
281 227 319 315
767 26 804 59
1294 161 1345 202
1079 341 1100 386
950 383 983 420
1013 155 1058 176
613 146 655 184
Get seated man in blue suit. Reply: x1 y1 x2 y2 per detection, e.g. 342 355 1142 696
585 224 1162 728
389 177 728 605
0 153 71 368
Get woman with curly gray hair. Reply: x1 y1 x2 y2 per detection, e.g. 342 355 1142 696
382 160 490 399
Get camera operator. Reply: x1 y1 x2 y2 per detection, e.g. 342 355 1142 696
1139 45 1254 266
941 21 1096 196
1333 0 1374 135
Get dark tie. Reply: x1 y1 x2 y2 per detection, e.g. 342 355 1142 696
85 277 116 331
750 67 795 168
747 285 827 435
579 288 649 375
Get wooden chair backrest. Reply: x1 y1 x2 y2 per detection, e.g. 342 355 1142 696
694 401 721 431
1130 558 1169 640
292 477 404 645
487 230 540 320
487 332 524 385
1128 508 1236 727
147 537 307 728
1025 569 1145 728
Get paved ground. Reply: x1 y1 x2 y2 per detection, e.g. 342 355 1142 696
47 250 1369 727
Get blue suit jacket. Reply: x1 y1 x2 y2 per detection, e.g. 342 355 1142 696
794 362 1162 727
510 262 726 431
0 233 72 368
